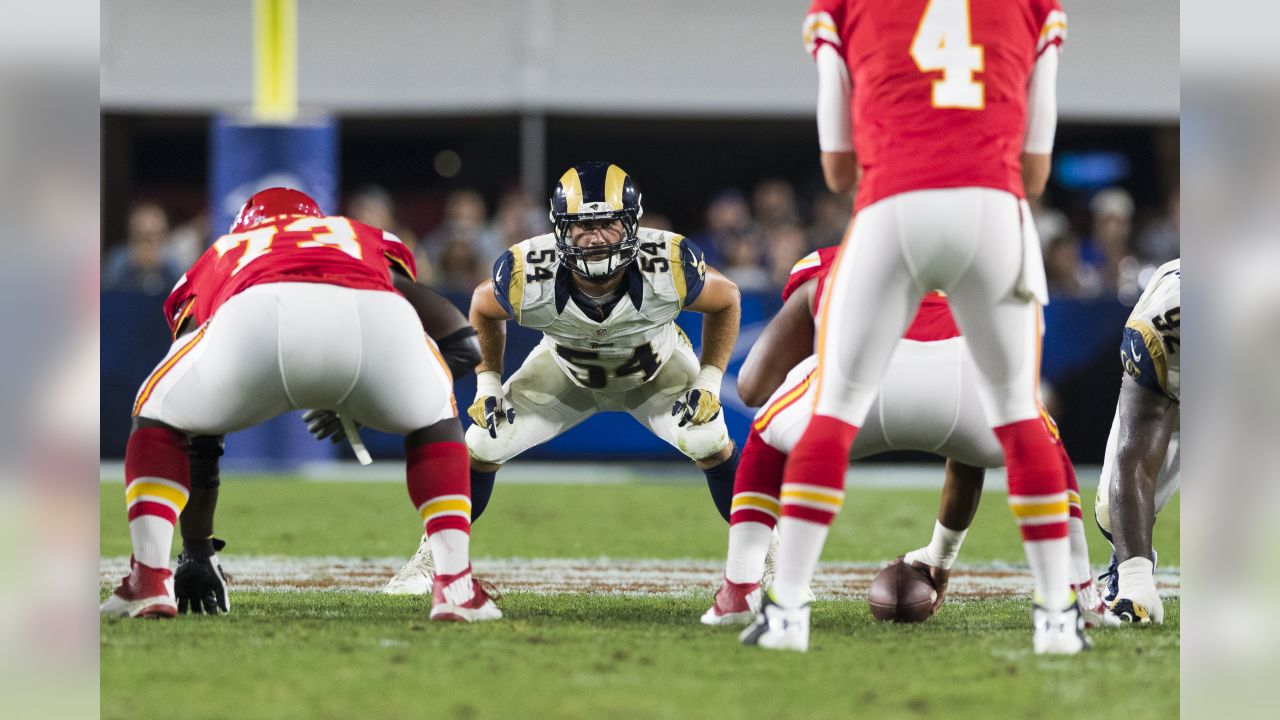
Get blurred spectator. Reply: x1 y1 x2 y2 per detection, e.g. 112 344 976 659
719 226 771 292
641 212 674 232
752 179 800 230
347 184 431 281
1029 195 1070 250
487 187 543 250
102 202 181 294
167 209 209 270
1081 187 1136 293
691 190 756 268
808 192 852 249
1044 232 1098 298
766 223 811 287
434 236 487 292
421 189 503 276
1136 186 1180 264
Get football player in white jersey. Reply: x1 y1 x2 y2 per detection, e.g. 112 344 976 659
379 162 742 593
1094 259 1180 624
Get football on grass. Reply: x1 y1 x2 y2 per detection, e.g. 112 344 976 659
868 559 937 623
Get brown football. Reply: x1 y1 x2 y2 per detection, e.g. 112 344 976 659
868 559 938 623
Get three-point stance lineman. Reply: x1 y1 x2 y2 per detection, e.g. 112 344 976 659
101 188 499 622
1094 259 1180 624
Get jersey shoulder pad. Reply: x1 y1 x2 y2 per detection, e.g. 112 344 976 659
378 227 418 280
1035 4 1068 57
803 0 844 57
667 233 706 307
496 234 559 323
1120 321 1171 400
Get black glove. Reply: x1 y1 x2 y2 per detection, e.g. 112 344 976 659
175 537 231 615
303 409 350 443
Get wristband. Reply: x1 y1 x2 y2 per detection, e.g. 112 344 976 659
476 371 504 398
694 365 724 394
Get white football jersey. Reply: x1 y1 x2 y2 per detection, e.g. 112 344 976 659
1120 259 1180 402
492 228 708 391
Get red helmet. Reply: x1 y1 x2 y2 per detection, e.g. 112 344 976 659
230 187 323 233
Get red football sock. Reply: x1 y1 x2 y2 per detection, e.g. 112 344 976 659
729 428 787 529
780 415 858 526
124 426 190 569
408 441 472 577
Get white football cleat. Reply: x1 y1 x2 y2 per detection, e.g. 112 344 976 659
700 578 761 626
1108 591 1164 625
382 534 434 595
739 590 810 652
429 566 502 623
1032 598 1091 655
101 559 177 619
1076 582 1120 628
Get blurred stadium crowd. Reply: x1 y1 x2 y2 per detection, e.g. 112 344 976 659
103 179 1178 302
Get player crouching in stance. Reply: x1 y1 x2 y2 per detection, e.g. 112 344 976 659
376 162 743 593
705 248 1111 635
100 188 499 622
1094 260 1180 624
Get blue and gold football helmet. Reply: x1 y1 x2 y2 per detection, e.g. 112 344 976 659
549 161 644 279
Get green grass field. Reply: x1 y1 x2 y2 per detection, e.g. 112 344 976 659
101 470 1179 720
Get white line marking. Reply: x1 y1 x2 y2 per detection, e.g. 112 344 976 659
100 556 1178 599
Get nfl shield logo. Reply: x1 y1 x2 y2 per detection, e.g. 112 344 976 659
595 328 608 337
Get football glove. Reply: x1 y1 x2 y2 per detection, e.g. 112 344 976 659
467 371 515 439
175 537 231 615
302 409 351 443
672 365 724 427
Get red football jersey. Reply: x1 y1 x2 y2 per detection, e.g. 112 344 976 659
783 247 960 342
163 216 417 336
803 0 1066 211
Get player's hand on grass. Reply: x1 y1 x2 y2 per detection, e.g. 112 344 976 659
303 409 349 443
176 537 231 615
467 371 515 438
672 366 724 427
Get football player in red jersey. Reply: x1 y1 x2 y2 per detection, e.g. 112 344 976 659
709 248 1114 629
101 188 500 623
743 0 1079 653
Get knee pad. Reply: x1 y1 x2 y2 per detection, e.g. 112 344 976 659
675 418 731 462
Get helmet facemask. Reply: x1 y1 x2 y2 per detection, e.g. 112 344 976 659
553 209 641 280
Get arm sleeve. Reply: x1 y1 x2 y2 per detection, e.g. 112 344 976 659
815 44 854 153
380 230 418 280
676 238 707 307
492 250 516 317
1023 46 1059 154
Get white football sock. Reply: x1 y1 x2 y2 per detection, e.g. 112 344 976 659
1116 557 1157 597
130 515 174 570
1067 515 1093 587
773 517 829 607
1024 537 1072 612
428 528 471 577
725 522 773 584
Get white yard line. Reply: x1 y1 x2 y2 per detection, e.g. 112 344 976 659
100 556 1178 599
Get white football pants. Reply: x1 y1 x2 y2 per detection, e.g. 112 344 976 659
132 282 456 436
814 187 1049 431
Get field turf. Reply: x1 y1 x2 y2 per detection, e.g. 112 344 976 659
100 470 1179 719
